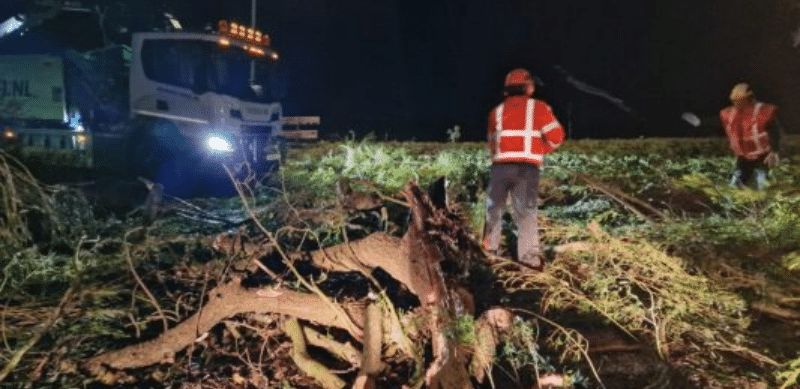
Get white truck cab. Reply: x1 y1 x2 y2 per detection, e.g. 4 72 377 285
1 12 289 194
127 30 284 171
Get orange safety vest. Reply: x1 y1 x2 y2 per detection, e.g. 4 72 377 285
488 97 565 165
720 102 777 160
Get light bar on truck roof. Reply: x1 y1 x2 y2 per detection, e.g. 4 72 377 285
217 19 271 52
164 13 183 31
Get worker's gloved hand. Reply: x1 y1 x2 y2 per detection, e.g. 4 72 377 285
765 152 780 167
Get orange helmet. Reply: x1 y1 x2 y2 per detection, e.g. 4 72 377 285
504 68 534 96
729 82 753 101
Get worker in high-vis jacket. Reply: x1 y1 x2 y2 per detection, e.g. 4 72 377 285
482 68 565 270
720 83 783 190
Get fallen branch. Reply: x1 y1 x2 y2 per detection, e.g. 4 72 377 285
85 179 488 389
296 233 401 276
354 298 383 389
85 281 365 372
0 286 74 383
751 302 800 321
577 173 669 222
284 317 346 389
123 231 168 332
302 326 362 369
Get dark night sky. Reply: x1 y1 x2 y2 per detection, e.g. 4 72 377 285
3 0 800 140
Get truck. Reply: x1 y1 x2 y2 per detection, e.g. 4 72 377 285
0 5 295 195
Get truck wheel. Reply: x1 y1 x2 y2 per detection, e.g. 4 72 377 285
157 156 196 197
128 121 196 197
129 136 164 179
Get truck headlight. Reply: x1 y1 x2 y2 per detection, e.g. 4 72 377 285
73 133 90 150
3 127 16 138
2 127 18 143
206 136 233 152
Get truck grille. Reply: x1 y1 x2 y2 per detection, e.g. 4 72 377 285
236 132 281 164
241 125 273 134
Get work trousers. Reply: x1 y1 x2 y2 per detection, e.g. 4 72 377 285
730 152 769 190
483 162 542 265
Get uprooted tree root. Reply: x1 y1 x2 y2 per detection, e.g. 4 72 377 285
82 179 512 389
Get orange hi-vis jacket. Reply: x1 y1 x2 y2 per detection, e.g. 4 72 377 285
488 96 565 165
720 102 777 160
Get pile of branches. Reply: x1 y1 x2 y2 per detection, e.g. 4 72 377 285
3 142 798 388
496 220 780 388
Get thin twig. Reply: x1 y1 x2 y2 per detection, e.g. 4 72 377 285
123 230 169 332
194 265 211 339
511 308 607 389
0 286 74 383
224 166 362 337
575 173 655 222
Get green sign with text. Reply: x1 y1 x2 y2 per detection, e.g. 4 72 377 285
0 55 65 121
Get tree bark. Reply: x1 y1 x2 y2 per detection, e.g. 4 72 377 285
85 281 365 372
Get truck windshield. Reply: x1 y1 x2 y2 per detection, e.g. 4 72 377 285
140 38 276 103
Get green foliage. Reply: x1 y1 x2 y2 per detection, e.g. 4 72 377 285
446 313 477 346
561 138 733 159
776 355 800 389
446 125 462 142
676 173 767 211
501 318 552 371
0 151 52 258
542 198 615 224
655 173 800 259
499 317 588 387
1 250 70 296
783 251 800 271
283 138 490 203
553 223 748 355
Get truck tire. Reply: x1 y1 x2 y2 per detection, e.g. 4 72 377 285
128 120 196 197
129 135 165 179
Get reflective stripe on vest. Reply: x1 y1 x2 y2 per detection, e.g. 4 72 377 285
493 99 544 163
725 102 771 159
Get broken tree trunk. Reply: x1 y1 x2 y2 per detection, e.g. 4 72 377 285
85 179 495 389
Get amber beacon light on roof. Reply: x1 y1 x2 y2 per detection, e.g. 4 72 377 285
216 20 276 59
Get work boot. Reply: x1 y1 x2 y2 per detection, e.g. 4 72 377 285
519 252 545 271
482 237 501 257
